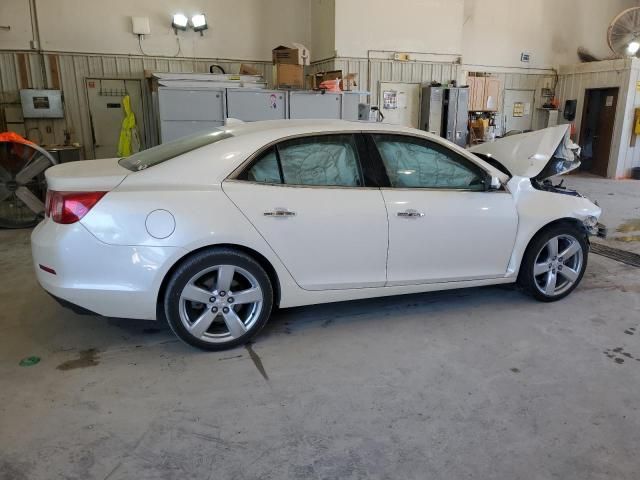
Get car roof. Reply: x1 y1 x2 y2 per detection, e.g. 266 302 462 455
220 119 420 137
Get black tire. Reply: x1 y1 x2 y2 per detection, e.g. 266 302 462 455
164 248 273 351
518 223 588 302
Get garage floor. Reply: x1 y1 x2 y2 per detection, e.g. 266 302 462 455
1 176 639 480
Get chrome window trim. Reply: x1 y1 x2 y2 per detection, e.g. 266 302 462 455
223 178 382 190
227 129 509 193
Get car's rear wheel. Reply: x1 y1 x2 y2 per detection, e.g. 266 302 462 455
164 249 273 350
518 224 588 302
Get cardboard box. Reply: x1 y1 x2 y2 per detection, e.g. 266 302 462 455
239 64 260 75
306 72 327 90
273 64 304 89
272 43 310 66
305 70 344 90
342 73 358 91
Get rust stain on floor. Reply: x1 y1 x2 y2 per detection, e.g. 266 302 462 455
56 349 100 371
609 219 640 243
616 219 640 233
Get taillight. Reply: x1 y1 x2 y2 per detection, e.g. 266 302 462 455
45 191 107 224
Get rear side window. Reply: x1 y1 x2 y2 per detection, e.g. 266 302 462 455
242 134 363 187
119 129 233 172
246 147 281 183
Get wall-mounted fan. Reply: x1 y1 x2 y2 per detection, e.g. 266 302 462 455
608 7 640 57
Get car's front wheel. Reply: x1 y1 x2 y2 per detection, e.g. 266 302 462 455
164 248 273 350
519 224 588 302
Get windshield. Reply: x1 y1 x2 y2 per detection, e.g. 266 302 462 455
119 129 233 172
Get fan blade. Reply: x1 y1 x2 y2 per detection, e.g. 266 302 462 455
15 156 51 184
0 185 11 203
0 165 12 182
15 186 45 214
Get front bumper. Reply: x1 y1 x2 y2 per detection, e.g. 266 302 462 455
585 222 607 238
31 218 186 320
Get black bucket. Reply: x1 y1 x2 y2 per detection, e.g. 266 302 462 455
632 167 640 180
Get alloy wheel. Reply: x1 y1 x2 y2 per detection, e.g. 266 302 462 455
533 234 584 297
178 264 264 343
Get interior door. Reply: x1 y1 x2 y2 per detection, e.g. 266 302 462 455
579 88 618 177
369 133 518 285
86 79 145 159
223 134 388 291
503 89 534 135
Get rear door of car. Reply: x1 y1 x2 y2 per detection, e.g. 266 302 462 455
367 133 518 286
222 133 389 291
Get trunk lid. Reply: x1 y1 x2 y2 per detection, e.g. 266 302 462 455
469 125 580 180
45 158 130 191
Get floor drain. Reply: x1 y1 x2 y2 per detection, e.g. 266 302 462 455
591 243 640 268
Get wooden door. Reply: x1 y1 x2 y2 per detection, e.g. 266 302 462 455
484 77 501 111
468 77 485 111
579 88 618 177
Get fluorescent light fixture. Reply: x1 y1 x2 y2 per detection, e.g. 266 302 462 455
191 14 208 32
172 13 188 31
628 41 640 55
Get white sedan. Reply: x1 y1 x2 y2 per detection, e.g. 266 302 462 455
32 120 604 350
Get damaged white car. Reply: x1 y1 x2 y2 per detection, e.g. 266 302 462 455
31 120 605 350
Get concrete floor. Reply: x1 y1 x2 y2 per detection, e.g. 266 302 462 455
1 176 639 480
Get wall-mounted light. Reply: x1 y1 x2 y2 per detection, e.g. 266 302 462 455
172 13 188 33
191 14 208 35
628 41 640 55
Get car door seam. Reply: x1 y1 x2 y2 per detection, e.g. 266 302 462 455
220 181 306 290
378 188 391 287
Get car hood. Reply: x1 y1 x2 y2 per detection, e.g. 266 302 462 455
469 125 581 180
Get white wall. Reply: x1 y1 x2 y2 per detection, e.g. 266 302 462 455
0 0 33 50
4 0 639 66
2 0 311 61
463 0 638 70
310 0 335 61
334 0 464 58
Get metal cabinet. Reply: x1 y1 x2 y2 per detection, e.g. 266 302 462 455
226 89 287 121
420 86 444 135
444 88 469 148
157 87 225 143
289 91 342 119
342 93 361 121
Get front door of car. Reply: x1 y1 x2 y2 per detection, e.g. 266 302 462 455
368 133 518 286
223 133 388 291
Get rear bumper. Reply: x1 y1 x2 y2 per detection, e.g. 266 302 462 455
47 292 98 316
31 219 186 320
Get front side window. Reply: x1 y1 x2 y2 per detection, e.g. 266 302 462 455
372 134 485 190
242 134 363 187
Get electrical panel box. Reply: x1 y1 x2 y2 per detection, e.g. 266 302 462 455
20 89 64 119
131 17 151 35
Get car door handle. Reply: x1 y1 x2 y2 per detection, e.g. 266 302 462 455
397 210 425 218
264 208 296 217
